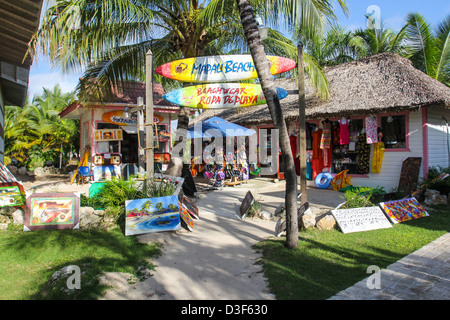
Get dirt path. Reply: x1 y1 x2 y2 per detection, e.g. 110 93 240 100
100 179 343 300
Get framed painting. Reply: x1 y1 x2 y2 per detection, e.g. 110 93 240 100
0 182 26 207
182 195 199 220
179 203 194 231
379 197 429 224
24 193 80 231
125 195 181 236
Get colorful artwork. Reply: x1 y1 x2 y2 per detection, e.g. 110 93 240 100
24 193 80 231
0 182 25 207
331 206 392 234
93 129 123 141
331 170 351 191
125 195 181 236
93 165 121 181
182 195 199 220
379 197 429 224
163 83 288 109
179 203 194 231
155 55 297 83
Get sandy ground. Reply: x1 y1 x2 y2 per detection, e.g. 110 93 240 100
100 177 344 300
15 173 344 300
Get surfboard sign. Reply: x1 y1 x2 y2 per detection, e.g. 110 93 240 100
163 83 288 109
155 55 296 83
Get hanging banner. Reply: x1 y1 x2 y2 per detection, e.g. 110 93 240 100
155 55 297 83
163 83 288 109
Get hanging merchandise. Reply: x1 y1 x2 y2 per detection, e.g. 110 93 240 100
371 142 385 173
320 119 331 167
332 121 340 146
339 118 350 145
365 115 378 144
312 127 324 179
320 120 331 149
356 133 370 174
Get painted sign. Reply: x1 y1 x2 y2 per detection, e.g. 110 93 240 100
125 196 181 236
379 197 429 224
94 129 123 141
163 83 288 109
331 206 392 234
102 111 164 126
24 193 80 231
155 55 297 83
102 110 137 126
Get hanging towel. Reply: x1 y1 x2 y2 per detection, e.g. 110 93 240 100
371 142 385 173
340 118 350 145
365 116 378 144
320 121 331 149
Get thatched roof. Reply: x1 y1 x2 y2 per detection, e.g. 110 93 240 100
190 53 450 127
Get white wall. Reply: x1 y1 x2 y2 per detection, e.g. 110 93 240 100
426 106 450 170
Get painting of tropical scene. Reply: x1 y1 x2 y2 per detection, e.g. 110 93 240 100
125 195 180 236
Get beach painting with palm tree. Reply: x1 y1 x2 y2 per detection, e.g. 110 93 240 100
125 195 180 236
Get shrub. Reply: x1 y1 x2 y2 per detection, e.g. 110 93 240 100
83 177 177 227
340 186 385 209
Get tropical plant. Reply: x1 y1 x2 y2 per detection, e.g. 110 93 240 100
297 26 359 67
4 86 77 168
349 22 408 58
235 0 348 249
29 0 343 149
403 13 450 86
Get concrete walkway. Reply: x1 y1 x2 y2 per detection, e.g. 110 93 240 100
329 232 450 300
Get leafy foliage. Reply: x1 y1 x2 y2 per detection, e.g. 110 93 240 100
4 85 78 168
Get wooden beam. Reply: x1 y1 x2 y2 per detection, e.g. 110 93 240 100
297 42 308 205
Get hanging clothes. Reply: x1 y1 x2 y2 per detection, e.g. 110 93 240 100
320 121 331 167
356 133 370 174
332 122 340 146
312 128 324 179
371 142 385 173
320 121 331 150
365 115 378 144
340 118 350 145
289 134 300 176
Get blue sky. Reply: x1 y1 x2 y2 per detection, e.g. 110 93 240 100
27 0 450 99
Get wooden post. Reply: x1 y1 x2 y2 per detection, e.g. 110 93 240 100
137 97 146 174
298 42 307 205
146 49 154 178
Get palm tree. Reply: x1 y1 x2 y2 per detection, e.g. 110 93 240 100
4 86 77 168
297 26 358 67
29 0 338 147
403 13 450 86
350 22 408 58
141 200 154 214
236 0 348 249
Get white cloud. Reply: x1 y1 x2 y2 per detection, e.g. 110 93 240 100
28 72 80 99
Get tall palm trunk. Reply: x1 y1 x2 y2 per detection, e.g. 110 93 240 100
236 0 299 248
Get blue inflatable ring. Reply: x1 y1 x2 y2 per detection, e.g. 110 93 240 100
314 172 332 189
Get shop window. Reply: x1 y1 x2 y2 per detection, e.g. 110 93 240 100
380 115 406 149
332 118 367 175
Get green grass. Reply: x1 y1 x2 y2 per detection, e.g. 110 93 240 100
254 206 450 300
0 227 161 300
